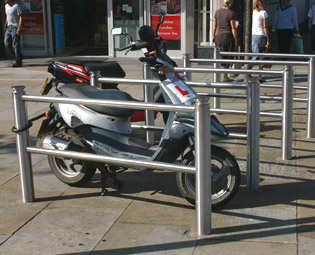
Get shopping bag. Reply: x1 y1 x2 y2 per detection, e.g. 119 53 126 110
293 33 304 54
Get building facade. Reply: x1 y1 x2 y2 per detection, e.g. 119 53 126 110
0 0 313 59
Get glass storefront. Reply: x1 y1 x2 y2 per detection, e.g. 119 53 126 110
151 0 181 50
63 0 108 55
1 0 194 58
113 1 142 52
16 0 48 55
110 0 189 58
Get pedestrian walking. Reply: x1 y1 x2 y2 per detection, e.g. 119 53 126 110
4 0 23 68
212 0 237 82
272 0 299 54
252 0 270 83
307 2 315 54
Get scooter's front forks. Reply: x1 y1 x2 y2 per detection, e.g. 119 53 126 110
98 165 124 196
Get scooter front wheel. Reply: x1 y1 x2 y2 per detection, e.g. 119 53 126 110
176 145 240 208
48 155 96 186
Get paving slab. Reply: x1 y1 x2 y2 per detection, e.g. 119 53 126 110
92 222 197 255
0 57 314 255
298 236 315 255
194 239 297 255
0 166 18 186
210 207 297 243
0 207 122 255
0 187 51 235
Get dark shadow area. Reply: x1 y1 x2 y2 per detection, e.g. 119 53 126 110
71 47 108 56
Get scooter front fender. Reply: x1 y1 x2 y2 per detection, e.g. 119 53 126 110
173 115 229 139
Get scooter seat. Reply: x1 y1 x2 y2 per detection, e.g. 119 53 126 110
60 83 136 117
84 62 126 79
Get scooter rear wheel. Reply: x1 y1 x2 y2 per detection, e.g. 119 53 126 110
176 145 240 208
48 155 96 186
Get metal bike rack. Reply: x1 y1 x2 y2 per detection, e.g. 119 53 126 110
98 76 262 189
143 62 155 145
171 66 292 160
218 51 315 139
12 86 212 236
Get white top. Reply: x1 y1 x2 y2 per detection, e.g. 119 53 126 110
5 3 22 27
252 10 268 36
308 5 315 25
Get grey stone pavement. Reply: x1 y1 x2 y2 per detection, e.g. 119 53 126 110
0 56 314 255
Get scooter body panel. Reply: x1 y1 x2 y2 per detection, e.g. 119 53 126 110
55 103 132 134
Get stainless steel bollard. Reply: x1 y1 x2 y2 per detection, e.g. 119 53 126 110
143 63 155 145
247 78 260 189
12 86 34 203
282 65 293 160
194 96 211 236
90 71 101 88
307 57 315 138
213 47 221 109
183 53 192 81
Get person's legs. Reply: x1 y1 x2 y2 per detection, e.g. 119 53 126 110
11 27 23 66
4 28 15 59
215 33 234 81
257 36 267 82
252 35 267 82
277 29 293 54
251 34 260 61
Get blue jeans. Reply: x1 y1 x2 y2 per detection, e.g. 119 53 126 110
4 26 23 64
252 34 267 61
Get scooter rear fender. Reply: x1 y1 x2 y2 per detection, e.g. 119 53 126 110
55 103 133 135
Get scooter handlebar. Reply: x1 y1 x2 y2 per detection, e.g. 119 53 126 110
138 56 158 65
119 41 150 52
119 45 132 51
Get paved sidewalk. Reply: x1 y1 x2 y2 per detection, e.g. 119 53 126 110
0 56 314 255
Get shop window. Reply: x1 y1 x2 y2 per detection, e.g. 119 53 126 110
17 0 45 49
113 0 140 51
151 0 181 50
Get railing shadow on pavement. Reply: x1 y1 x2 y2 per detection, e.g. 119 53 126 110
56 213 315 255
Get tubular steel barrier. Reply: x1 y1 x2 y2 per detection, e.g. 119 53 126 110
98 77 262 188
172 66 292 160
218 51 315 139
99 67 292 161
181 53 302 160
12 86 212 236
143 62 155 145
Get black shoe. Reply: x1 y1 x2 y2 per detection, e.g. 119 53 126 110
12 62 22 68
259 78 266 83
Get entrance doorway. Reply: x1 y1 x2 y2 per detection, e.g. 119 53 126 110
109 0 185 58
63 0 108 56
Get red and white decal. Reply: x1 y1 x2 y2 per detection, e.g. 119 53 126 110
175 86 189 96
167 80 197 103
57 63 90 80
75 77 84 83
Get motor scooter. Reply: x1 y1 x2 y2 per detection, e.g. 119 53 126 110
36 15 240 208
41 58 161 122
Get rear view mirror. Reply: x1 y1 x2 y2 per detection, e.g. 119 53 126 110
112 28 124 35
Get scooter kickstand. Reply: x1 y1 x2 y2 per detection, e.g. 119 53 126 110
99 166 109 196
107 165 124 188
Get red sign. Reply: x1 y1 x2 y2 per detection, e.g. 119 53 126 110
22 13 44 34
151 15 180 40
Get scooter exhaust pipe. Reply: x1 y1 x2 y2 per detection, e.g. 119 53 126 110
42 135 71 151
